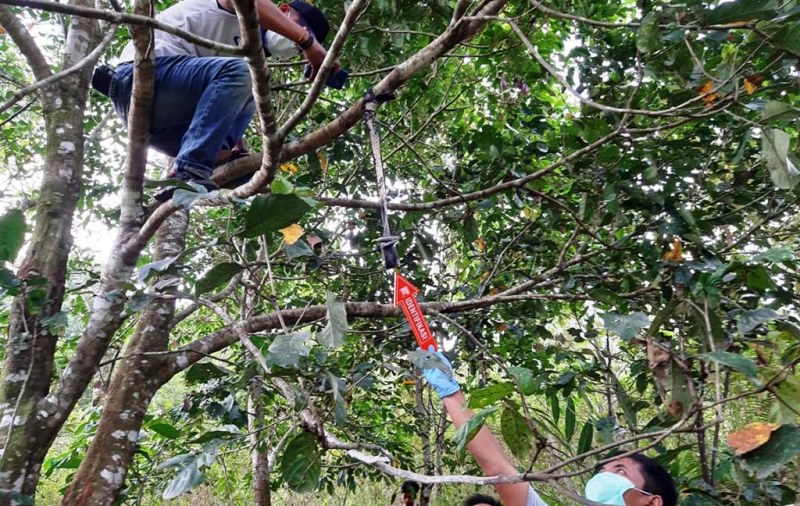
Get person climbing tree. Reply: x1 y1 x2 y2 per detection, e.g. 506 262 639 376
92 0 340 200
420 349 679 506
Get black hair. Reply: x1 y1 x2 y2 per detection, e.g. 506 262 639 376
629 453 679 506
462 493 502 506
401 480 420 496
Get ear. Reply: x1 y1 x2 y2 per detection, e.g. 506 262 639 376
646 495 663 506
278 3 290 12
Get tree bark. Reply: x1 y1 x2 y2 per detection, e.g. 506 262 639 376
0 0 96 498
249 381 271 506
62 210 188 505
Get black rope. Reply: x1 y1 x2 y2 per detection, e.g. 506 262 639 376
362 88 398 269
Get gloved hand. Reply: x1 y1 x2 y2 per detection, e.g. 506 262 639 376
419 347 460 399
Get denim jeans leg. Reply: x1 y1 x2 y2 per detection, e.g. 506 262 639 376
149 57 255 179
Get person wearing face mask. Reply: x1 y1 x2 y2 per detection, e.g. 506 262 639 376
93 0 340 200
419 349 679 506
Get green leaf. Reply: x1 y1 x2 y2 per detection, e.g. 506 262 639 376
741 424 800 479
701 350 758 379
138 256 178 284
243 194 313 238
463 215 479 244
706 0 778 24
773 376 800 423
549 393 560 423
746 266 776 292
267 332 312 369
761 101 800 123
318 291 348 350
564 397 576 442
602 311 650 341
589 288 620 305
761 129 800 190
285 240 314 260
161 459 204 499
467 383 514 409
508 367 538 395
0 208 25 264
408 349 453 378
185 362 230 385
195 262 242 296
280 432 321 493
577 421 594 456
753 247 795 263
636 12 660 54
455 405 499 457
500 407 532 459
150 421 181 439
770 22 800 55
738 308 785 334
271 174 294 194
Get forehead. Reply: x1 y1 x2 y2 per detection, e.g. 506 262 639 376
602 457 646 487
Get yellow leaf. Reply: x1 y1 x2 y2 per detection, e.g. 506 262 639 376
280 162 298 174
727 422 780 455
317 152 329 171
743 76 760 95
662 239 683 263
698 81 718 106
278 224 304 245
474 238 486 253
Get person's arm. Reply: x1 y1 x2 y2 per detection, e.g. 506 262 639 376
422 353 531 506
252 0 336 77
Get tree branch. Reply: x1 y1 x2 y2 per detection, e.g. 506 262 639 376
0 4 51 80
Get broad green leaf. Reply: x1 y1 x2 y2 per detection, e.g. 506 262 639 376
602 311 650 341
271 174 294 194
770 22 800 55
741 424 800 479
577 421 594 456
462 215 479 244
161 459 204 499
327 372 348 425
761 129 800 190
701 350 758 379
318 291 348 350
455 405 499 457
738 308 785 334
753 247 795 263
285 239 314 260
500 407 532 459
706 0 778 24
773 376 800 423
280 432 321 493
185 362 230 385
0 208 25 264
243 194 313 238
508 366 538 395
267 332 312 369
761 101 800 123
636 12 660 54
150 421 181 439
192 425 241 444
589 288 620 305
467 383 514 409
746 265 776 292
194 262 243 296
564 397 576 442
408 348 453 378
138 256 178 284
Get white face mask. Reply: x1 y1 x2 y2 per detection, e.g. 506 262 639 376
264 30 300 59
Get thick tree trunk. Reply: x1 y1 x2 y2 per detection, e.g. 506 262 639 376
62 210 188 505
0 1 96 498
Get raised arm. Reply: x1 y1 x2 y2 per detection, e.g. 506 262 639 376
422 352 531 506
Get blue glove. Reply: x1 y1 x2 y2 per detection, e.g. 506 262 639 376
419 347 460 399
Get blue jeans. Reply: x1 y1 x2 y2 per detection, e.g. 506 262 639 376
110 55 255 179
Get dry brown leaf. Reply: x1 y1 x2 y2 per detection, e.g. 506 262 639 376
318 151 329 171
280 162 299 174
278 224 304 245
727 422 780 455
698 81 718 106
474 238 486 253
662 239 683 263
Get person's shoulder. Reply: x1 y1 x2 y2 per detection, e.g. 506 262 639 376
527 486 548 506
